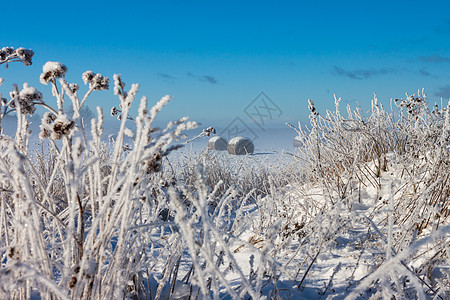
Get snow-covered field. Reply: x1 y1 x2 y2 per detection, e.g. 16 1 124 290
1 52 449 300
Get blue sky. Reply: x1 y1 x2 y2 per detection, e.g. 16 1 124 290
2 0 450 129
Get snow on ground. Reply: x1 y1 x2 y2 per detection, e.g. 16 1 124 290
3 115 448 299
159 148 449 299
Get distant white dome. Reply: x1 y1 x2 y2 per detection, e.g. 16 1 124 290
228 137 254 155
293 136 302 147
208 136 228 151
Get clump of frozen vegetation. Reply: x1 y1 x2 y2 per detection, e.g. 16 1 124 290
283 92 450 299
0 46 34 67
0 52 199 299
0 48 449 299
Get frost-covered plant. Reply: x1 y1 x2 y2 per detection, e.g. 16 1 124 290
285 91 450 298
175 149 298 199
0 46 34 67
82 70 109 91
0 47 37 135
0 58 199 299
168 163 265 299
39 61 68 85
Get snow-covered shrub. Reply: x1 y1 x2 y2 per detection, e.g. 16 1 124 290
174 149 298 199
0 59 198 299
283 91 450 298
167 163 262 299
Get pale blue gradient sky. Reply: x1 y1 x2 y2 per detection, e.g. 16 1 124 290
2 0 450 128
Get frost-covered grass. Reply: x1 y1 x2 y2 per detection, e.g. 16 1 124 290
0 52 449 299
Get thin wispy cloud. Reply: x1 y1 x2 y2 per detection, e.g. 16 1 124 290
410 37 428 45
434 85 450 98
418 68 439 78
435 18 450 34
280 61 296 67
419 69 431 77
187 72 219 85
419 54 450 63
156 72 176 83
333 66 395 80
201 75 217 84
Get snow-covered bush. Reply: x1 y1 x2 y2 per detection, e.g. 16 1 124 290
1 52 298 300
175 149 298 199
0 57 199 299
281 91 450 298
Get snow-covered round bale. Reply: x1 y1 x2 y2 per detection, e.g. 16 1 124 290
228 137 254 155
208 136 228 151
293 135 302 147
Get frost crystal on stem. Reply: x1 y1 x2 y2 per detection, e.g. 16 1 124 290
0 46 34 66
69 83 79 93
82 70 109 91
8 83 42 115
39 112 75 140
40 62 68 84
